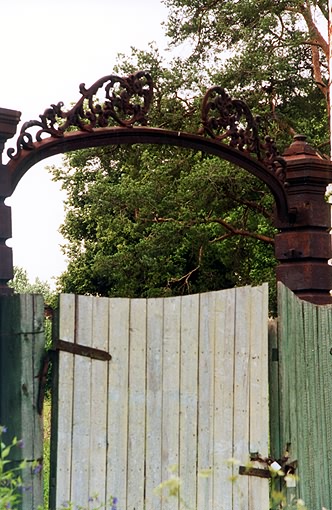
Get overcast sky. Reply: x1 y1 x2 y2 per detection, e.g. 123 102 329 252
1 0 171 287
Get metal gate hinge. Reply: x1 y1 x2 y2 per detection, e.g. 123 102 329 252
54 339 112 361
36 340 112 415
239 451 297 480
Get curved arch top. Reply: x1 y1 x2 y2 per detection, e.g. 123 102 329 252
7 126 290 222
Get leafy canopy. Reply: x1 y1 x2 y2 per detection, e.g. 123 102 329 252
8 266 54 304
163 0 329 148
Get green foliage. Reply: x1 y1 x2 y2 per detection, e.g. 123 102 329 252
54 496 118 510
43 400 51 510
0 426 25 509
154 462 306 510
0 423 118 510
163 0 329 148
8 267 55 384
8 267 56 308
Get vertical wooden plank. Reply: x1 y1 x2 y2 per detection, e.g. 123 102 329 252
179 293 199 510
127 298 147 510
52 294 75 508
71 295 93 507
161 296 181 510
145 298 163 510
277 283 293 465
19 295 44 510
268 316 283 500
106 298 130 510
213 288 236 510
248 284 269 510
318 305 332 508
89 297 109 505
298 300 332 510
0 294 44 510
268 318 280 461
197 292 215 510
300 300 319 506
278 284 301 506
233 286 250 510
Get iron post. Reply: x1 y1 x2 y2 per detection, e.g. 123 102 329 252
275 135 332 305
0 108 21 294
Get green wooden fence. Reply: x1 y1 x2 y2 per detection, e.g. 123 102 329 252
0 294 45 510
272 283 332 510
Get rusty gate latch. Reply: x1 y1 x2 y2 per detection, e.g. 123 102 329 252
239 452 297 481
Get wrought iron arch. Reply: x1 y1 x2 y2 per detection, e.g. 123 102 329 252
5 71 289 220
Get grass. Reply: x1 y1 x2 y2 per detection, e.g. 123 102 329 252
43 397 51 509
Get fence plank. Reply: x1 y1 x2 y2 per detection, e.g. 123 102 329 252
145 298 163 510
233 286 250 510
161 296 181 510
89 296 109 505
268 318 280 461
197 292 215 510
179 293 199 510
106 298 130 510
277 283 300 506
0 294 44 510
52 294 75 508
213 288 236 510
302 300 319 506
71 296 93 507
248 284 269 510
127 298 147 510
318 305 332 506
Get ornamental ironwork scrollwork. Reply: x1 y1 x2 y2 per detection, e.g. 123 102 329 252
200 86 286 182
7 71 153 160
7 72 286 182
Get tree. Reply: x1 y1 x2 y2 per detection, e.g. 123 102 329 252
51 46 279 306
8 267 56 355
163 0 329 148
8 266 53 303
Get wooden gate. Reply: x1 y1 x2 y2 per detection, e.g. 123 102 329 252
50 285 269 510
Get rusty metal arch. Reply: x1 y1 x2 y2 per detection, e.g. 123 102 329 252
7 126 289 222
4 71 290 222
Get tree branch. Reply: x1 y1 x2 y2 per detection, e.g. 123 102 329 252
311 44 328 99
217 191 274 220
300 3 328 57
168 245 203 291
149 214 274 245
209 217 275 245
284 3 328 103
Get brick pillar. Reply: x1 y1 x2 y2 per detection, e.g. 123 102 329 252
275 135 332 305
0 107 21 294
